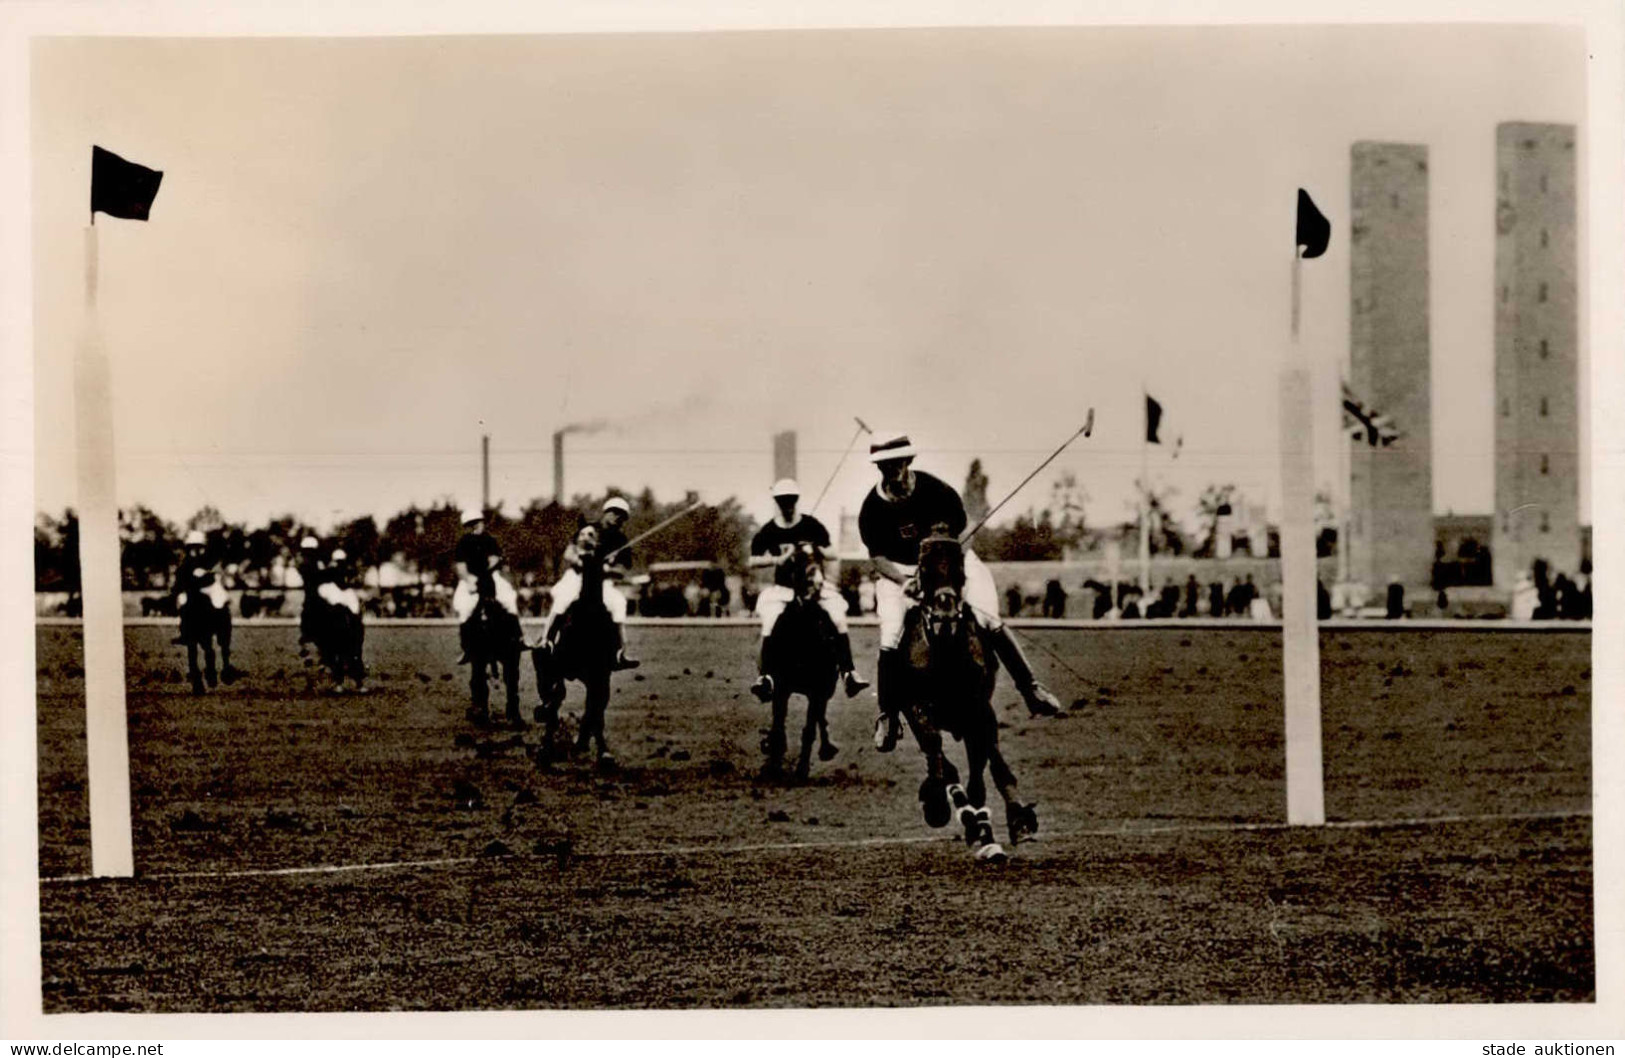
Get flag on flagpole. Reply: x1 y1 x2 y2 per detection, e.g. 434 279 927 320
1296 189 1330 258
91 146 163 221
1145 394 1164 444
1340 382 1401 446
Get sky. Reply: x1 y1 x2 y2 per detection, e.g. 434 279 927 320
30 25 1590 534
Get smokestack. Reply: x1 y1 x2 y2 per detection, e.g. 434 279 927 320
553 430 565 505
773 430 797 483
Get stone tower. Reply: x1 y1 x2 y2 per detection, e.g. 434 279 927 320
1347 142 1434 595
1493 122 1581 589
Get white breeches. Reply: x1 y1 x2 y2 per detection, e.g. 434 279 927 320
547 569 628 624
318 582 363 616
875 549 1001 650
177 582 230 611
453 572 519 622
755 582 850 637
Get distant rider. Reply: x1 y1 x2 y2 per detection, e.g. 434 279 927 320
860 432 1061 752
296 534 327 658
748 478 871 702
453 508 522 661
539 496 640 670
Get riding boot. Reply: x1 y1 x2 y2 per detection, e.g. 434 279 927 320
836 634 870 697
987 625 1062 716
456 619 472 666
872 649 903 752
750 640 774 702
611 624 640 670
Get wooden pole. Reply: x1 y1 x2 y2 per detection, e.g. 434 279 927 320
76 224 135 876
481 434 490 513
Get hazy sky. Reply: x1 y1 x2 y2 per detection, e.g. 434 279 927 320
31 26 1589 533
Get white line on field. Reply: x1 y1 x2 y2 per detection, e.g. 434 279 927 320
37 807 1589 886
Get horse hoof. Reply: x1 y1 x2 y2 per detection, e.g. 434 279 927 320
596 753 617 774
1008 802 1039 845
190 680 206 696
975 842 1008 864
818 742 840 762
919 779 952 829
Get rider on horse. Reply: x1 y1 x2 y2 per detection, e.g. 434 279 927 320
297 534 327 656
749 478 870 702
452 508 522 660
860 431 1061 751
537 496 639 670
174 529 231 615
316 547 369 693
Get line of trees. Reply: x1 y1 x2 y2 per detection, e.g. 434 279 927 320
34 489 759 594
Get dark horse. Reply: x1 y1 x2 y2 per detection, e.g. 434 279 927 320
759 542 841 781
463 574 524 728
894 529 1038 861
532 524 618 767
316 588 367 694
177 586 239 696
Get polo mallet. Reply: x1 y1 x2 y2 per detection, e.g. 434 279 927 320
603 500 708 564
809 417 874 515
961 408 1095 546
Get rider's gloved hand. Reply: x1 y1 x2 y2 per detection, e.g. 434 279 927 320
902 575 922 601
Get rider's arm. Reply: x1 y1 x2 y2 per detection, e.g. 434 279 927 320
455 560 474 581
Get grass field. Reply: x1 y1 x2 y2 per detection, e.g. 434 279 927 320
34 622 1593 1009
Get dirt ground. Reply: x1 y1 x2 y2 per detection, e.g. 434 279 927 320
33 623 1593 1009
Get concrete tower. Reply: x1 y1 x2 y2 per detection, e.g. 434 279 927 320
1347 142 1434 595
772 431 797 483
1493 123 1580 589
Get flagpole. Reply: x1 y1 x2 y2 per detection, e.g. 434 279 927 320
1139 385 1150 598
76 223 135 876
1281 243 1325 826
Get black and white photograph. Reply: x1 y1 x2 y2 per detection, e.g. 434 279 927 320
3 0 1622 1040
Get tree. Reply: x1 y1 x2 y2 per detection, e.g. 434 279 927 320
119 505 179 589
1132 477 1185 557
34 509 79 594
1194 483 1238 558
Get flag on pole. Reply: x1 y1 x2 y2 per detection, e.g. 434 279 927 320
1340 382 1401 446
1296 189 1330 258
1145 394 1164 444
91 146 163 221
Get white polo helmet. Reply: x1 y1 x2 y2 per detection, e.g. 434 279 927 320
867 431 917 464
331 548 348 562
461 507 484 526
603 496 631 516
299 536 319 550
184 530 206 547
771 478 801 498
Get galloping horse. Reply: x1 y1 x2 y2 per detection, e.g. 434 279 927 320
532 524 618 767
463 576 524 728
759 542 841 781
177 580 239 696
894 528 1038 861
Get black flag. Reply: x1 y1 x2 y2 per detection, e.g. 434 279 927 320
1296 188 1330 259
91 146 163 221
1146 394 1163 444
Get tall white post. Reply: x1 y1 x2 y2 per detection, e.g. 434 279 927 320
1282 249 1325 825
76 224 135 876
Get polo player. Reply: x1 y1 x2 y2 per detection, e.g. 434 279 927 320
452 508 521 661
174 529 230 613
538 496 640 670
749 478 870 701
860 431 1062 751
